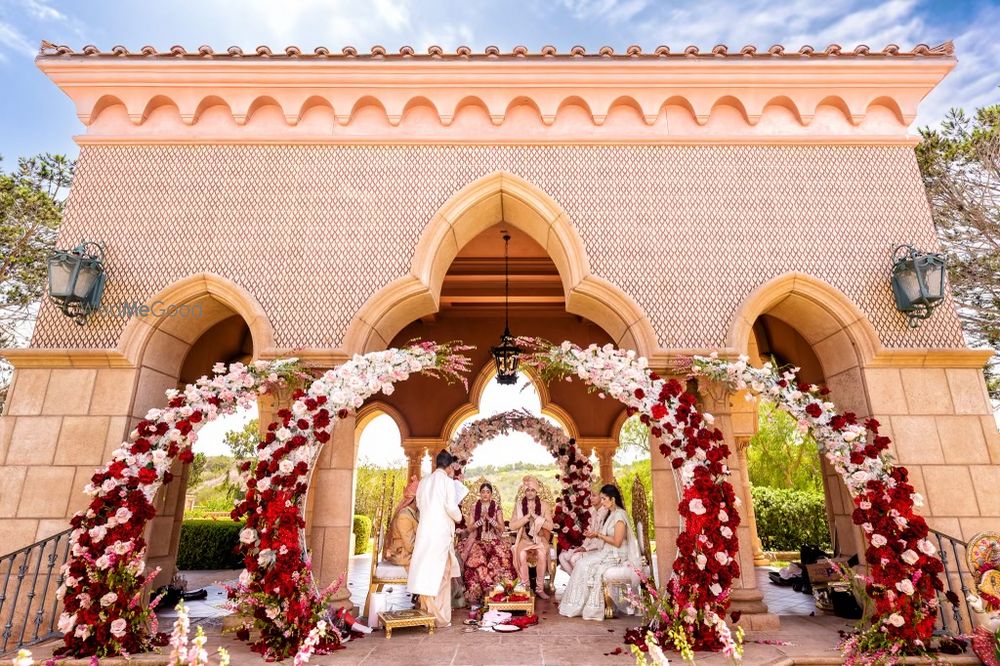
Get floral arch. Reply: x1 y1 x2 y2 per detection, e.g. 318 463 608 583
447 409 595 548
55 342 471 661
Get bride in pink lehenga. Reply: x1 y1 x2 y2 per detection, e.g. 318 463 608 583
460 482 516 608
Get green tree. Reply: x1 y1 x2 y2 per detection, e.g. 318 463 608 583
220 418 259 500
916 104 1000 401
747 400 823 492
187 452 208 488
615 414 651 456
0 153 75 410
353 462 408 524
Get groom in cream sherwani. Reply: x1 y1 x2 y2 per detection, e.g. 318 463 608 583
407 450 463 626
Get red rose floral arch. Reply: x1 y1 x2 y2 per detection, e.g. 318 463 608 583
448 409 595 549
55 342 471 661
524 340 946 663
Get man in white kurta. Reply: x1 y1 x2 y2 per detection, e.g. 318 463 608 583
407 451 463 626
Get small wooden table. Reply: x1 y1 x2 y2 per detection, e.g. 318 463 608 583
486 592 535 616
378 609 436 639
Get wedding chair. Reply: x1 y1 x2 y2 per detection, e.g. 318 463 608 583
601 476 653 618
364 476 409 618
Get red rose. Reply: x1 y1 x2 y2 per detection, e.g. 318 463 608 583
805 403 823 418
650 403 668 420
178 448 195 464
137 468 157 484
634 388 645 400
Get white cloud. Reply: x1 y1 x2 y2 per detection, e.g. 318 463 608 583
0 20 35 60
560 0 651 24
22 0 65 23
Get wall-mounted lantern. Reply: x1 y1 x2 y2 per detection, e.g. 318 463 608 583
890 244 946 328
491 232 521 385
47 240 107 325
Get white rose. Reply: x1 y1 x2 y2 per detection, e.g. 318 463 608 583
718 510 729 523
871 534 887 548
696 554 707 570
278 459 294 475
688 499 706 516
64 576 78 589
858 501 871 510
77 593 91 609
901 550 919 565
895 580 915 596
709 583 722 597
74 624 91 640
715 552 729 565
110 618 128 638
240 528 258 544
115 507 132 523
886 613 905 627
918 539 937 556
100 592 118 607
95 555 111 570
58 612 77 633
720 526 733 539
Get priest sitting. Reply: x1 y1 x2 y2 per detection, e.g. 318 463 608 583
384 476 419 568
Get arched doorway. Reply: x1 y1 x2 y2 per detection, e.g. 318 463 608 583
119 274 274 587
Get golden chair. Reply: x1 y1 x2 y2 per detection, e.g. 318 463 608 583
364 476 409 618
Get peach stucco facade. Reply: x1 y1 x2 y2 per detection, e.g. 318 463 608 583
1 42 996 628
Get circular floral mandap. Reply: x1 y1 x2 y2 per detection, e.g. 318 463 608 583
54 338 946 664
448 409 595 549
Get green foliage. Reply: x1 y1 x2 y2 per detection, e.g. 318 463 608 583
616 459 654 542
176 520 243 570
353 514 373 555
353 463 408 525
0 153 75 411
224 418 260 461
187 452 208 487
747 400 823 492
751 486 830 551
917 105 1000 401
616 414 651 456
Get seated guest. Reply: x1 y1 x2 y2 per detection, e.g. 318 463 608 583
510 476 554 600
384 476 419 567
461 482 516 608
559 484 642 621
558 498 609 575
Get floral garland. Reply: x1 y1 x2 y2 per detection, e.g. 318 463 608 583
54 341 470 661
521 340 742 654
448 409 594 549
227 341 471 661
691 353 945 662
55 358 309 658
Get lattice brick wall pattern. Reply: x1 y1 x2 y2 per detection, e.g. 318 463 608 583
31 144 966 351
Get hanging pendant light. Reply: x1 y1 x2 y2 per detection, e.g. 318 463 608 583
491 231 521 385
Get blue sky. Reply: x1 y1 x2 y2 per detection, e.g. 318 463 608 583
1 0 999 164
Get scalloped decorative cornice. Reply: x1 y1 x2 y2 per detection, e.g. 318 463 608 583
37 41 957 139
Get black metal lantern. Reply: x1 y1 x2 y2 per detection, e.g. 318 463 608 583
890 244 946 328
491 232 521 385
47 240 107 325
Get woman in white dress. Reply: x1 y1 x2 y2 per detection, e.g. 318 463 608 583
558 484 642 621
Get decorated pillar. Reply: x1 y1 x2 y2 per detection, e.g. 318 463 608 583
649 430 680 587
698 379 780 631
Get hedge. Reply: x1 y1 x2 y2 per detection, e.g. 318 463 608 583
176 520 243 570
751 486 831 552
353 514 373 555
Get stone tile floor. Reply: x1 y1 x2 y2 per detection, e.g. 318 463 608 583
14 562 978 664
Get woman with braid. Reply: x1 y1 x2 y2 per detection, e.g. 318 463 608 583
460 482 515 608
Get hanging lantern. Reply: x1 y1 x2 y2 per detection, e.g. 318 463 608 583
491 232 521 385
890 244 947 328
47 240 107 325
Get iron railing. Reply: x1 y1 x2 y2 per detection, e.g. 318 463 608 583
928 528 975 638
0 528 72 654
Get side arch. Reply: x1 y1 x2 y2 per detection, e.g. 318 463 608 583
727 272 882 368
343 171 656 357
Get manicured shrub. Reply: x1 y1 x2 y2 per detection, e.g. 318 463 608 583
176 520 243 570
751 486 831 552
353 514 373 555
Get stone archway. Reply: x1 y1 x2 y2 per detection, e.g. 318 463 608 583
117 273 276 587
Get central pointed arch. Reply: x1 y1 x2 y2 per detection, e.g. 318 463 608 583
343 171 657 357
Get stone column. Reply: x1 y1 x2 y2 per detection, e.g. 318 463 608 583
307 415 357 611
735 436 770 567
649 431 680 587
584 438 617 484
400 440 427 480
698 379 779 631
